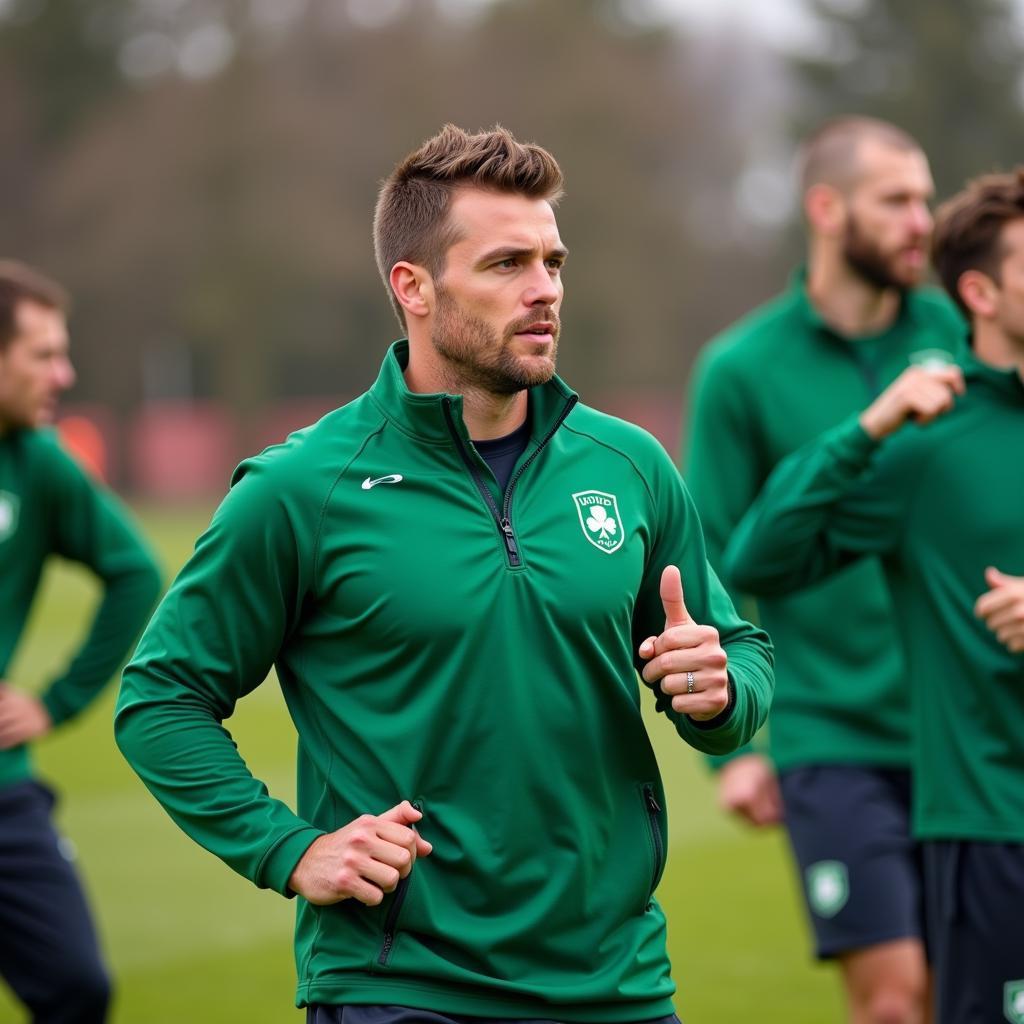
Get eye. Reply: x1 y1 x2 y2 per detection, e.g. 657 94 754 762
495 257 518 270
546 257 564 270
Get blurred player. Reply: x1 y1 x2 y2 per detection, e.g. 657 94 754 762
683 117 964 1023
724 166 1024 1024
115 124 774 1023
0 261 161 1022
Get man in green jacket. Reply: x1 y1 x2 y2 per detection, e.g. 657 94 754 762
723 168 1024 1024
683 117 963 1023
116 124 774 1023
0 261 162 1023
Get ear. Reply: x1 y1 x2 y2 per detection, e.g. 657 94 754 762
390 262 433 321
804 183 846 237
958 269 999 319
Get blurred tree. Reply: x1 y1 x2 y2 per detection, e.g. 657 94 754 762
0 0 131 260
2 0 790 444
791 0 1024 198
0 0 129 145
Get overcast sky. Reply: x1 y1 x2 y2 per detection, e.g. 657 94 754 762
435 0 840 53
439 0 1024 54
644 0 822 49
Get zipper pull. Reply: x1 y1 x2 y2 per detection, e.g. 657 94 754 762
499 518 521 566
644 786 661 813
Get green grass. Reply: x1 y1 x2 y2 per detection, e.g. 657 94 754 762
0 504 842 1023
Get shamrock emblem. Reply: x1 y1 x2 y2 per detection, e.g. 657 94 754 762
573 490 625 554
586 505 618 540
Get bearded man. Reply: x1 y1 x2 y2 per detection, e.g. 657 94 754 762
682 117 966 1024
116 124 774 1023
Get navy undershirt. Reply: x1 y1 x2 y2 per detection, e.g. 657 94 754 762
472 415 532 493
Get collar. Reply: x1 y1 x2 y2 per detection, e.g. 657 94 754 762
960 348 1024 404
367 340 578 444
786 265 911 346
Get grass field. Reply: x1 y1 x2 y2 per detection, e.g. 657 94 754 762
0 504 844 1023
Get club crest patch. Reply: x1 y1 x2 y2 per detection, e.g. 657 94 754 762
806 860 849 918
0 491 19 543
572 490 624 554
1005 980 1024 1024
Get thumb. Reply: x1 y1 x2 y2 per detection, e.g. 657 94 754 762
380 800 432 856
660 565 693 628
986 565 1011 588
380 800 422 826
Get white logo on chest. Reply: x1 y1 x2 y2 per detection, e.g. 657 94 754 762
361 475 404 490
572 490 624 554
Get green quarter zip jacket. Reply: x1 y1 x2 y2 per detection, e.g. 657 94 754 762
0 428 161 789
723 353 1024 842
683 274 964 771
116 341 774 1019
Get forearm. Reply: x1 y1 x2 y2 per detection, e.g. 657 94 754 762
723 416 879 596
115 676 323 895
41 560 162 725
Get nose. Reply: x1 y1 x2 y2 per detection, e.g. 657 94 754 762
53 356 76 392
523 262 561 308
909 201 933 238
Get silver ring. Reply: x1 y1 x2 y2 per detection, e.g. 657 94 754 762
686 671 695 694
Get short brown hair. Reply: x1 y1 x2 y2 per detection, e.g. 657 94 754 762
932 168 1024 318
373 124 564 326
798 116 922 195
0 260 69 350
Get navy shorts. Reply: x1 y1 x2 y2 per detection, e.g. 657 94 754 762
307 1006 681 1024
0 779 111 1023
778 765 924 960
924 840 1024 1024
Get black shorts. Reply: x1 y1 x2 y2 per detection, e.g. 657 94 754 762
778 765 924 960
923 840 1024 1024
307 1007 680 1024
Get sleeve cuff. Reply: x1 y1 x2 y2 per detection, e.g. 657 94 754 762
689 675 737 731
256 826 327 897
826 414 881 469
40 686 74 728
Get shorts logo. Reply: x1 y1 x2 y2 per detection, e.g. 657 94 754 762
1005 980 1024 1024
0 491 19 543
572 490 623 554
806 860 849 919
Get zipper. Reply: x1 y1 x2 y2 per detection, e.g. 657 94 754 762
377 800 423 967
642 784 664 897
857 357 880 398
442 394 577 568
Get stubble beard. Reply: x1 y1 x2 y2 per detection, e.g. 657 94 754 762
843 214 921 292
431 288 560 397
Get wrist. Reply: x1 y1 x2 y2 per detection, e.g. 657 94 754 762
858 407 888 441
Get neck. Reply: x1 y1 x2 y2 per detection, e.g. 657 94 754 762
403 337 529 440
458 388 528 441
972 320 1024 379
806 247 902 337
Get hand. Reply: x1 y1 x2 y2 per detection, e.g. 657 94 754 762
858 364 964 440
288 800 433 907
0 685 53 749
717 754 782 827
975 566 1024 653
638 565 730 721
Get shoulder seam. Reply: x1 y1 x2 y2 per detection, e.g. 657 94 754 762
311 413 389 594
561 421 658 507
